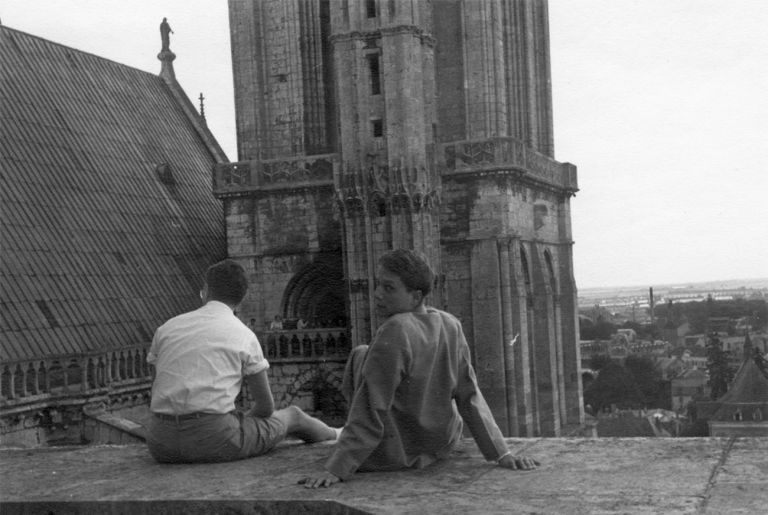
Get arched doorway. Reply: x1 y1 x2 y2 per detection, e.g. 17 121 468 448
282 252 346 328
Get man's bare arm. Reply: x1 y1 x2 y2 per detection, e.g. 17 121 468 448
244 370 275 418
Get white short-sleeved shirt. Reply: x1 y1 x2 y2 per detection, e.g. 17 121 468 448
147 301 269 415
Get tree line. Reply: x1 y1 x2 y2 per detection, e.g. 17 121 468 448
580 298 766 341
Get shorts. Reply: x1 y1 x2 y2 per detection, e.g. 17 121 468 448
146 410 288 464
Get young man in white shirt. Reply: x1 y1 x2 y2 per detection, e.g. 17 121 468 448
147 259 339 463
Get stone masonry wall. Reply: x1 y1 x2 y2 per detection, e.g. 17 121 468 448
225 189 341 330
440 172 580 435
267 361 347 426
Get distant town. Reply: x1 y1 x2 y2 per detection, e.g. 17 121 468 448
576 277 768 437
578 277 768 319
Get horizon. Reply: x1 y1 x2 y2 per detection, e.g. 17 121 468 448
579 276 768 292
1 1 767 289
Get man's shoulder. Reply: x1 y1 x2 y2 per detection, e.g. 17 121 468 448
379 309 462 335
157 309 195 329
426 307 462 327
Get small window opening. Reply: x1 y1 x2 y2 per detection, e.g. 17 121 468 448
367 54 381 95
156 163 175 185
342 0 349 24
366 0 377 18
371 119 383 138
36 300 60 328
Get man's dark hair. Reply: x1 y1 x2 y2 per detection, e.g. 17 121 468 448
378 249 433 296
205 259 248 306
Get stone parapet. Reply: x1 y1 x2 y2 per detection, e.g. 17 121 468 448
439 137 577 194
213 154 339 197
1 345 152 413
1 437 766 514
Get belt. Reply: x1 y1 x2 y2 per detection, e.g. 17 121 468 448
153 412 212 422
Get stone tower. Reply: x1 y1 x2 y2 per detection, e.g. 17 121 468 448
220 0 582 436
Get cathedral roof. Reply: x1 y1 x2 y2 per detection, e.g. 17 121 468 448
0 26 227 363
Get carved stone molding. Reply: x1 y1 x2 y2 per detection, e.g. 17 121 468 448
441 137 578 195
334 162 441 218
213 154 339 197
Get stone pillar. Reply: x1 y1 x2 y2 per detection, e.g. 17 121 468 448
512 241 536 436
461 0 508 140
469 239 509 432
544 248 567 425
498 237 519 435
558 244 583 426
229 0 267 160
531 244 561 436
230 0 334 160
339 195 376 345
298 0 329 154
501 0 554 156
555 201 584 426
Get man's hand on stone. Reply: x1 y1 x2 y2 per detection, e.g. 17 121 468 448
498 454 540 470
298 472 341 488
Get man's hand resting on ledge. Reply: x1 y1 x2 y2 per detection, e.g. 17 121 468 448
298 472 342 489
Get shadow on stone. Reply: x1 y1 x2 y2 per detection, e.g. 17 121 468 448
0 500 371 515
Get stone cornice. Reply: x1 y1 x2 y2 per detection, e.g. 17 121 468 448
330 25 436 47
213 154 339 198
441 235 575 247
439 137 578 196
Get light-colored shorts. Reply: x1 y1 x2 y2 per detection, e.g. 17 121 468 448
147 410 287 464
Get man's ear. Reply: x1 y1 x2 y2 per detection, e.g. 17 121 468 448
411 289 424 307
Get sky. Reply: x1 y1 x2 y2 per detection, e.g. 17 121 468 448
2 0 767 289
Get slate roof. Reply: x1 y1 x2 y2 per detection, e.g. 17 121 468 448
710 353 768 421
0 26 227 363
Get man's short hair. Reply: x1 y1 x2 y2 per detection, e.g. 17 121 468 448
205 259 248 305
378 249 433 296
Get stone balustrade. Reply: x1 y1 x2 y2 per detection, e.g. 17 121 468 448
259 328 350 363
439 137 578 193
0 345 152 408
213 153 339 196
1 330 350 410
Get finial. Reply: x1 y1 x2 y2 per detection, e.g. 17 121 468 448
158 17 176 80
199 93 206 123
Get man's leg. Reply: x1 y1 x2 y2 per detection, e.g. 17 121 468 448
272 405 339 443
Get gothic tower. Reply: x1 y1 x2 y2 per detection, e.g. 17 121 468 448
220 0 582 436
330 1 441 344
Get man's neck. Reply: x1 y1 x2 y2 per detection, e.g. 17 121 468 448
205 299 237 311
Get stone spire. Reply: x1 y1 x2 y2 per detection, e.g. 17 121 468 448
198 93 206 124
158 17 176 80
744 331 753 361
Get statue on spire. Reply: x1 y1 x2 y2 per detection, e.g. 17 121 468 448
160 17 173 52
158 18 177 80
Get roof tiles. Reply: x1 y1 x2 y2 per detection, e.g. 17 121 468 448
0 26 227 363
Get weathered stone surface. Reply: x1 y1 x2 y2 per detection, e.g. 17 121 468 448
2 437 765 514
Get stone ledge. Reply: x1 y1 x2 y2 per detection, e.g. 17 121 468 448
1 437 767 514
